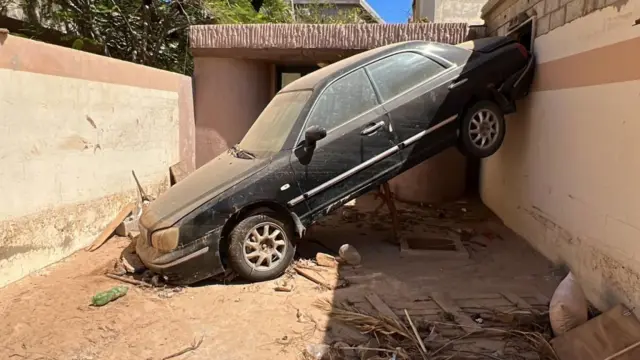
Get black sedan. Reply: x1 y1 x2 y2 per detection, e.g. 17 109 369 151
136 36 535 284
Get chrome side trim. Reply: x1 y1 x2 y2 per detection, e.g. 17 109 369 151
287 115 458 207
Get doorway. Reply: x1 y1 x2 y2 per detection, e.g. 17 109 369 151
276 65 319 91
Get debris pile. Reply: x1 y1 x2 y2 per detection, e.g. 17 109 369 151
307 297 557 360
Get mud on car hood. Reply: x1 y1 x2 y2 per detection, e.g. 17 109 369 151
140 151 269 231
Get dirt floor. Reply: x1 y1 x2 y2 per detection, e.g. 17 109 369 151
0 194 564 360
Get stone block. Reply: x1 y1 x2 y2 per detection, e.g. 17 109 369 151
550 6 566 30
584 0 605 13
546 0 561 14
536 14 551 36
115 213 140 237
566 0 586 22
532 0 546 17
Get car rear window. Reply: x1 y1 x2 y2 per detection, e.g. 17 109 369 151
366 52 445 101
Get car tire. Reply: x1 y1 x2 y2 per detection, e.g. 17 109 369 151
458 101 506 158
227 213 295 282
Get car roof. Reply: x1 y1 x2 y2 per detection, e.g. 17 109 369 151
279 40 458 93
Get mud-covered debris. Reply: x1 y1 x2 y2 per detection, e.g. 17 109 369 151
91 285 128 306
274 278 294 292
338 244 361 266
121 236 146 274
316 252 339 268
305 343 331 359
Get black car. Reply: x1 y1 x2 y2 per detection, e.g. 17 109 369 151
136 36 535 284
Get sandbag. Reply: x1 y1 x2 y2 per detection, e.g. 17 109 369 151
549 272 589 336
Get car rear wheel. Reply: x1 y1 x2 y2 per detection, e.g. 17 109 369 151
458 101 506 158
227 214 295 282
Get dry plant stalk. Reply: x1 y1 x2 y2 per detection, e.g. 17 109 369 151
314 299 559 360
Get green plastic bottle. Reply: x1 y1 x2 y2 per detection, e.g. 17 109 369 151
91 285 129 306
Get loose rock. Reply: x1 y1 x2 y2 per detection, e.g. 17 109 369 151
338 244 361 266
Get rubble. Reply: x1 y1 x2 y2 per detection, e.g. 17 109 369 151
313 295 558 360
338 244 361 266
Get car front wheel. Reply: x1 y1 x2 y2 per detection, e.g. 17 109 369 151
227 214 295 282
458 101 506 158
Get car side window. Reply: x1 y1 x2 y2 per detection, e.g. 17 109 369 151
366 52 445 101
305 68 379 133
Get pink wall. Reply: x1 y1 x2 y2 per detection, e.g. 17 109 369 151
193 57 272 167
389 147 467 204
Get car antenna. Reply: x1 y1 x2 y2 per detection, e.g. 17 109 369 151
131 170 153 205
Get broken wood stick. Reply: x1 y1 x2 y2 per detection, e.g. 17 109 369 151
365 293 402 324
603 340 640 360
105 273 152 287
405 309 428 357
161 336 204 360
294 266 336 290
87 202 136 252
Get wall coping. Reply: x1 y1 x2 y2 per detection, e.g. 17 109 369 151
189 23 470 54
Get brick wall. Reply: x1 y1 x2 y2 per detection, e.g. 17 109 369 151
481 0 611 36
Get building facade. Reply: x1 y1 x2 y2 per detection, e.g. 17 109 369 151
412 0 487 25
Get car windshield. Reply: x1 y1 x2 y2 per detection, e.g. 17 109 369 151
236 90 311 158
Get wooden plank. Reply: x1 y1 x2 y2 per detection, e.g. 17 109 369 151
501 291 533 309
365 293 402 324
431 292 481 333
551 304 640 360
294 266 342 290
86 202 136 252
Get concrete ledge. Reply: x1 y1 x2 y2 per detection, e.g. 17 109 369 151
0 180 168 288
189 23 470 52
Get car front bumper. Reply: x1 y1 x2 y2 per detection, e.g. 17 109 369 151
136 226 226 285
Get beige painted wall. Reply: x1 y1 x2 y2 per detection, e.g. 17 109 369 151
480 0 640 312
193 57 272 167
0 33 195 288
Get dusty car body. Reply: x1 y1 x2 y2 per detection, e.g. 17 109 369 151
137 37 536 284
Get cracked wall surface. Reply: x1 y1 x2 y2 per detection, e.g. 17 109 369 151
0 33 195 287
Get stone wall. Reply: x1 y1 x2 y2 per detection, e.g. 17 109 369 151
482 0 615 36
0 33 195 287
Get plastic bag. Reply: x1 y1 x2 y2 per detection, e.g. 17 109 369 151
549 272 588 336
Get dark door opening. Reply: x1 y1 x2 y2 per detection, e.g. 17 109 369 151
276 65 320 92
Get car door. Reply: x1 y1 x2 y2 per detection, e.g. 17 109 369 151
288 68 402 218
365 51 462 169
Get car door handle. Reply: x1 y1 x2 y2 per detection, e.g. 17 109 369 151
360 121 385 136
448 78 468 90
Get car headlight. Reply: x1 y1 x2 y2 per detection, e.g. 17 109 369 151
151 227 180 252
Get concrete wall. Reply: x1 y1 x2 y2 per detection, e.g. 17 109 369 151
481 0 640 312
413 0 486 25
193 57 272 167
0 33 195 288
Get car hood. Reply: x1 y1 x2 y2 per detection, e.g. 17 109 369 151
140 151 269 231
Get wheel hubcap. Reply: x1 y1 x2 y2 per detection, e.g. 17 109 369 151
243 222 287 271
469 109 499 149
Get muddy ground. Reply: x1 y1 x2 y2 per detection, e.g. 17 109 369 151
0 194 563 360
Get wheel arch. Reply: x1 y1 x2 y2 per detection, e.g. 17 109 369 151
219 201 305 261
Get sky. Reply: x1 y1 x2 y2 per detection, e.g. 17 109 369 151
367 0 413 23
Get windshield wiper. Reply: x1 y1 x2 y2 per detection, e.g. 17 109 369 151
230 145 256 159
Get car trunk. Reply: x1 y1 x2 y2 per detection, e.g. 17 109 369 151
456 36 516 53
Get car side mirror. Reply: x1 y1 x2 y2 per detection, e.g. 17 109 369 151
304 125 327 146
